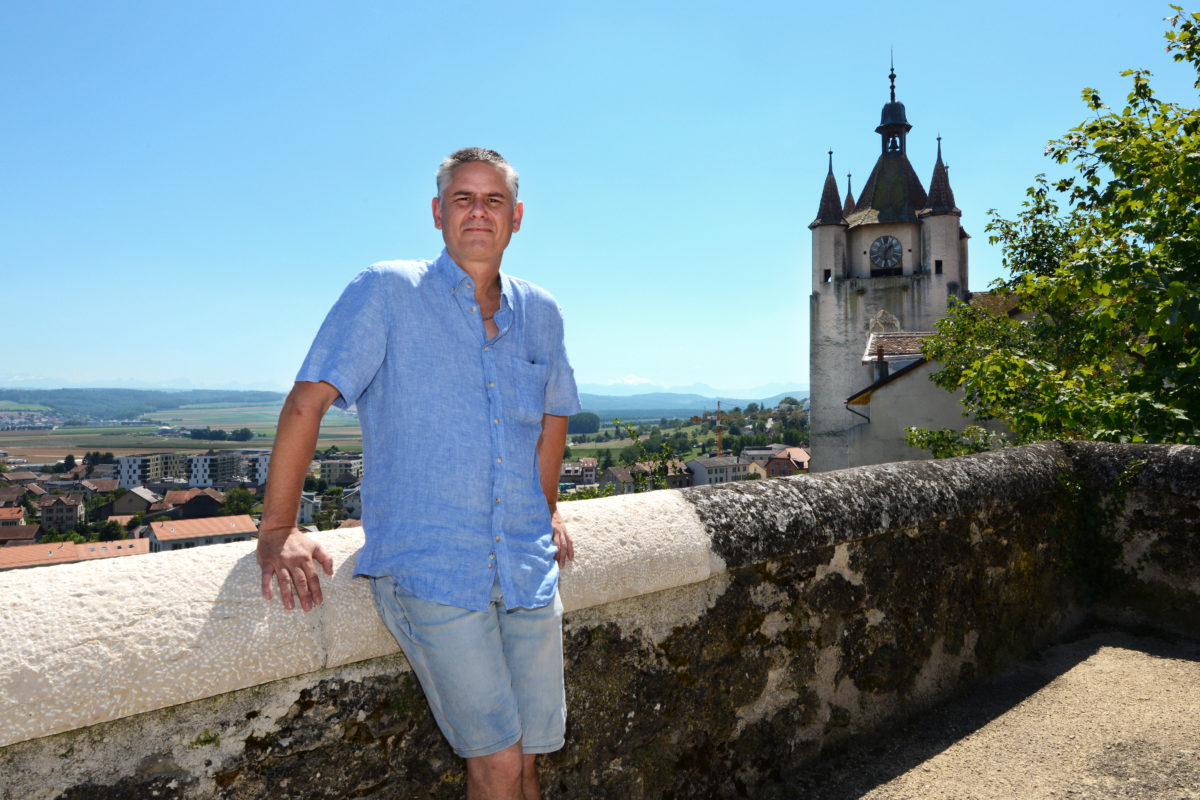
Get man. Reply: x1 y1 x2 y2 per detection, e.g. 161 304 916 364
257 148 580 800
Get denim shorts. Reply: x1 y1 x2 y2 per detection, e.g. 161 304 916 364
369 574 566 759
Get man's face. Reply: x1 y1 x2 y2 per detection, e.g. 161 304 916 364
432 162 523 268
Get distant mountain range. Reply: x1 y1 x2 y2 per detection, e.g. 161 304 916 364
0 386 808 422
579 389 807 418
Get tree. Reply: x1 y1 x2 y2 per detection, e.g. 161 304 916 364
64 454 76 470
224 487 256 516
910 9 1200 455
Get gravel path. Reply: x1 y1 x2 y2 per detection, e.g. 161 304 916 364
772 626 1200 800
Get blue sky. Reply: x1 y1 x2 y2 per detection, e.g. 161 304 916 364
2 1 1194 397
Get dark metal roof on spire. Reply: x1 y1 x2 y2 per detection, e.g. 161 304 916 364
877 61 911 134
849 66 926 226
843 173 855 218
923 135 959 215
812 150 845 227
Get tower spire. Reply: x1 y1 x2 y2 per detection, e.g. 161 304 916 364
812 150 844 226
925 134 957 213
889 50 896 102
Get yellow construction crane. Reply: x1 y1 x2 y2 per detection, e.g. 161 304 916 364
715 400 723 456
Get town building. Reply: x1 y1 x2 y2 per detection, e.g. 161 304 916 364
808 67 980 472
162 487 226 519
319 457 362 486
0 538 149 571
112 487 162 516
147 515 258 552
38 494 85 533
599 460 691 494
117 453 187 489
766 447 811 477
187 452 240 487
559 457 599 486
684 455 751 486
244 451 271 486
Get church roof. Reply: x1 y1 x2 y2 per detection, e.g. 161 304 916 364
923 138 958 215
842 174 855 218
849 152 928 226
812 152 845 227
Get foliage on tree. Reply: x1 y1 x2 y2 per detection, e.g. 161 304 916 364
909 9 1200 455
223 487 256 516
567 412 600 434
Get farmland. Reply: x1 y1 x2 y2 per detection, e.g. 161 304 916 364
0 402 362 464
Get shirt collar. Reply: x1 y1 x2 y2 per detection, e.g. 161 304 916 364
434 248 514 307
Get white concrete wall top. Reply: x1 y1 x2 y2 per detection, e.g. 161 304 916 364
0 490 720 748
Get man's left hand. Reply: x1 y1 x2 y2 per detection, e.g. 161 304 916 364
551 509 574 567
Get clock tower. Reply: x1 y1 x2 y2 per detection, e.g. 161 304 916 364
808 67 970 472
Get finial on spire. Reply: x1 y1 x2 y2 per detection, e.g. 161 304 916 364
937 134 943 160
827 149 834 173
847 172 852 193
889 53 896 103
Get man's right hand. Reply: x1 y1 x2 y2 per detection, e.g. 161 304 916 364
257 528 335 611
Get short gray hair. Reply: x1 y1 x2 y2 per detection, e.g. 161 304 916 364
436 148 519 201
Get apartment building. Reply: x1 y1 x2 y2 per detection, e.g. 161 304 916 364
117 453 188 489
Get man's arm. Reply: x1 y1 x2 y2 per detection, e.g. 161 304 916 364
536 413 574 567
257 380 341 611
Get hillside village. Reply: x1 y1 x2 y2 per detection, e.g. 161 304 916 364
0 399 811 571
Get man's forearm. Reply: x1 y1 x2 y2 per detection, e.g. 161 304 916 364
537 414 569 511
261 382 339 535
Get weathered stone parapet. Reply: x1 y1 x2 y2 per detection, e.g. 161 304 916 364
0 490 719 750
0 442 1196 799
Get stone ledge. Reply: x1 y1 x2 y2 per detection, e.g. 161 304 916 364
0 490 720 748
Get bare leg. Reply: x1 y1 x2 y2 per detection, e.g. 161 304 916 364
521 753 541 800
466 742 523 800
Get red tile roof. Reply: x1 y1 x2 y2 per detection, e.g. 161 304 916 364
0 507 24 522
0 538 149 570
149 515 257 542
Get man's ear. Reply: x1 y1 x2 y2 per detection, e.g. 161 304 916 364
512 201 524 233
431 196 443 230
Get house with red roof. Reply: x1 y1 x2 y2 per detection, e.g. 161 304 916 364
147 515 257 553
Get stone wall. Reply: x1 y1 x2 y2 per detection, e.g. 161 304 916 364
1 441 1196 799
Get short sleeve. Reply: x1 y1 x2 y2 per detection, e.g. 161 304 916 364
295 267 388 409
544 303 582 417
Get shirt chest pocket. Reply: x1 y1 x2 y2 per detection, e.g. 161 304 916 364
503 357 548 427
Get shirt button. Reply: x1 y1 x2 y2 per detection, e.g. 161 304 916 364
488 563 493 569
470 305 477 312
495 536 501 542
466 282 473 289
496 457 503 463
493 418 499 424
489 553 495 560
488 381 494 387
495 497 501 504
483 345 489 351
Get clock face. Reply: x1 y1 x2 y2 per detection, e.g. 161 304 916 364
870 235 903 269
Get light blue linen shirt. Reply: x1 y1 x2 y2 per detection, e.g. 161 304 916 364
295 249 581 611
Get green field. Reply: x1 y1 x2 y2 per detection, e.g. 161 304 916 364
0 401 50 411
0 402 362 462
